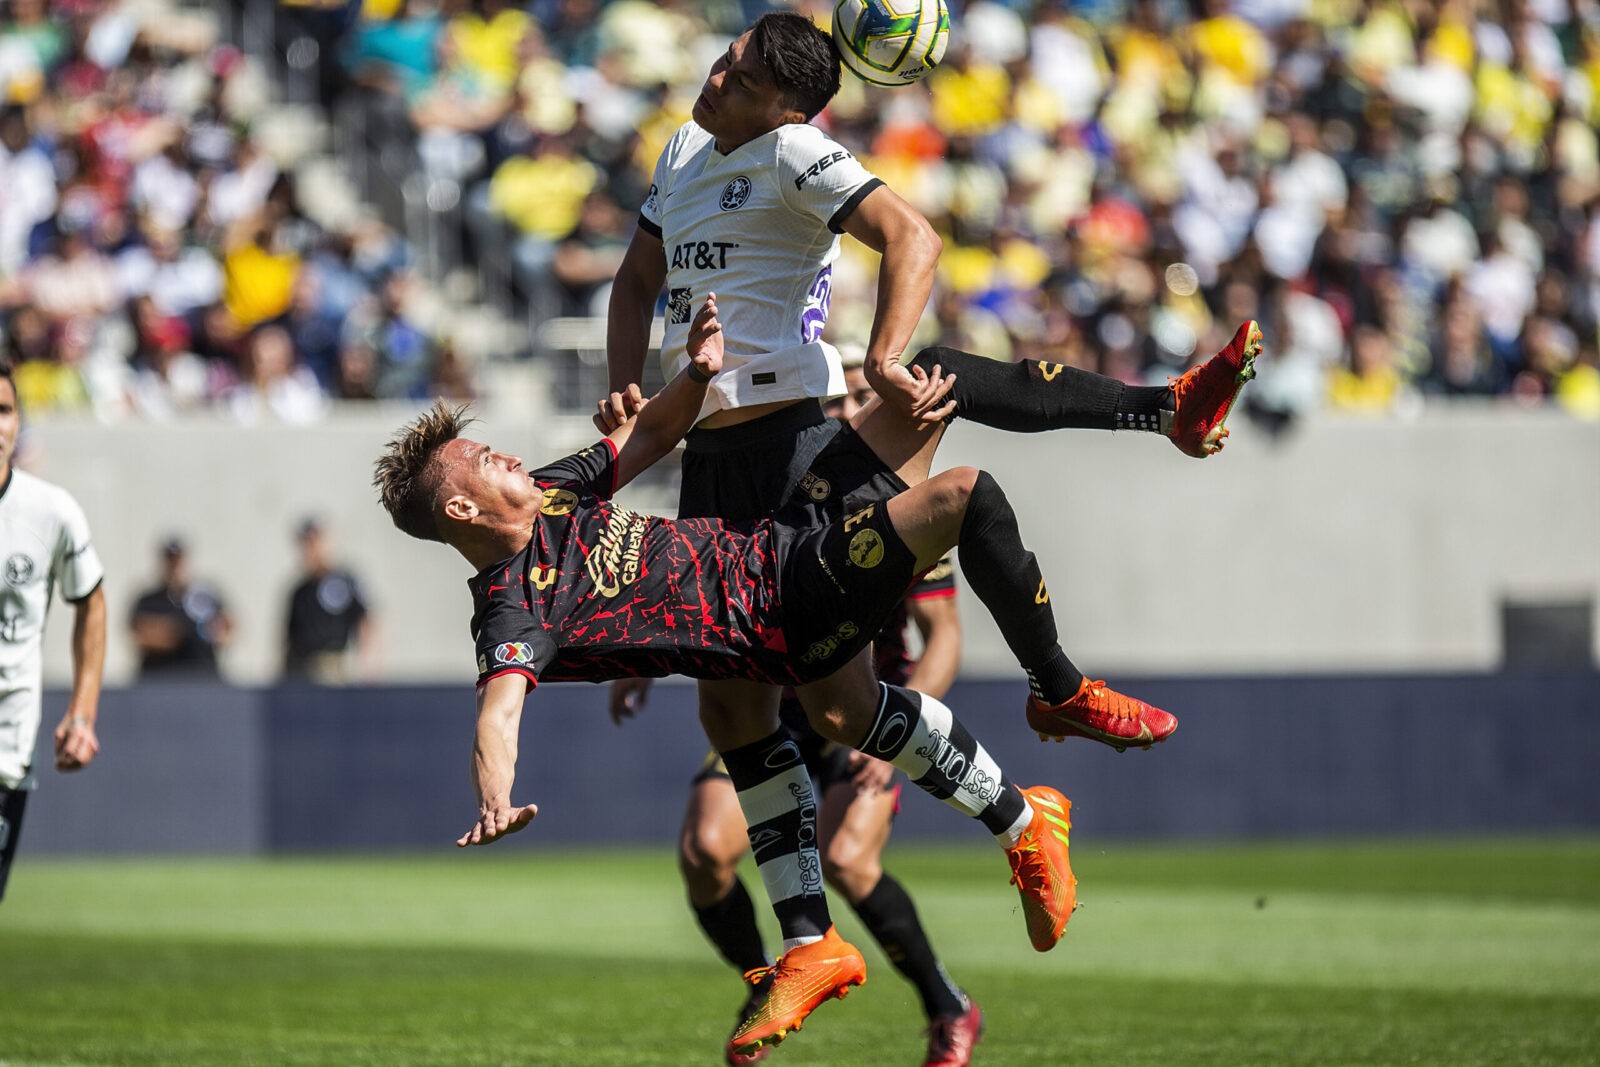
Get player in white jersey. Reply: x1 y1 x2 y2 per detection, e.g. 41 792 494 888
597 11 1259 1063
600 15 952 1058
0 362 107 903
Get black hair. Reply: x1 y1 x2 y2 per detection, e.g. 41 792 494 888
750 11 841 120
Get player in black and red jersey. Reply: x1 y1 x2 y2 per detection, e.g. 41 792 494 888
614 360 980 1067
375 296 1102 1056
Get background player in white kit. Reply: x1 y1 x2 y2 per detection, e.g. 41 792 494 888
0 360 107 903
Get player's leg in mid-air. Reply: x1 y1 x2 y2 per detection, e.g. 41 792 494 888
812 747 983 1067
838 386 1181 751
907 320 1264 458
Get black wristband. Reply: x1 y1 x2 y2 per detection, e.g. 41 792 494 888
685 363 714 384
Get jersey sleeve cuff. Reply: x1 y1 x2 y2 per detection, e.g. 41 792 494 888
828 178 884 234
476 667 540 690
64 577 105 605
599 436 621 496
637 214 662 239
907 584 956 602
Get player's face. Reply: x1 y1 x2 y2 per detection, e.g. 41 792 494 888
0 378 18 475
693 31 797 151
439 437 536 521
837 367 873 420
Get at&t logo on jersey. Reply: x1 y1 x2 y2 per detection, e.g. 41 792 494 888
495 642 534 665
719 176 752 210
670 240 737 271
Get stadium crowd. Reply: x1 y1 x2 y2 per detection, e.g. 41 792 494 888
0 0 476 421
2 0 1599 424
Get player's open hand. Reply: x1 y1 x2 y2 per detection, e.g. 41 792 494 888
456 801 540 846
53 715 98 771
866 358 956 424
593 383 648 434
687 293 723 380
608 677 653 725
845 751 897 794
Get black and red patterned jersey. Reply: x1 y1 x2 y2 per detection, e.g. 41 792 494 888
470 440 801 689
872 555 956 687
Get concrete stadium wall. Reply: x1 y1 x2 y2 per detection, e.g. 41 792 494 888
21 672 1600 856
20 403 1600 686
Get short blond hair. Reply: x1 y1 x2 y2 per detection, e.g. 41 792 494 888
372 400 474 542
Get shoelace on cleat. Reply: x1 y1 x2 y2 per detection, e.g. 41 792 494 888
1076 680 1141 721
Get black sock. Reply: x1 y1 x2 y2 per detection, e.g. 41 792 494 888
852 873 966 1021
957 470 1084 704
691 879 772 976
910 346 1173 433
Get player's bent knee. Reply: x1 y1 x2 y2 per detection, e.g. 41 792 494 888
678 818 746 881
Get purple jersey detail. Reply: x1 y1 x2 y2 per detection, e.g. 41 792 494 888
799 265 833 344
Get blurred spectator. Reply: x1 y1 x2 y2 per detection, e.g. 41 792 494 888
128 536 233 680
283 517 374 684
223 323 329 423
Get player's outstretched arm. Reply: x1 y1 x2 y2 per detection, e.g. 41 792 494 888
458 673 540 846
608 294 724 490
604 226 668 398
55 583 106 771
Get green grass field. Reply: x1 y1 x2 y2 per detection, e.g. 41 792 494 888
3 838 1597 1066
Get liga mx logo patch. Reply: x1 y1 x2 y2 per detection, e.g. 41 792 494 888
4 553 34 586
719 176 752 211
495 642 533 666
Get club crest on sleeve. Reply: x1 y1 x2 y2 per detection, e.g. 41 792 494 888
495 642 534 665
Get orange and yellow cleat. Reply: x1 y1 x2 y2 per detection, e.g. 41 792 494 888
727 925 867 1057
1005 786 1078 952
1026 677 1178 752
1169 319 1263 457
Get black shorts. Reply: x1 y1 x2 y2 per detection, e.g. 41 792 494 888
679 401 842 521
678 402 908 527
0 785 29 903
777 500 919 685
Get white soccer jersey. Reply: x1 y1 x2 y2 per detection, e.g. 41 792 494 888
0 468 104 789
640 121 884 417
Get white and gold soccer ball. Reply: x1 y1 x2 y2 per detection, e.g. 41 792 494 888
831 0 951 88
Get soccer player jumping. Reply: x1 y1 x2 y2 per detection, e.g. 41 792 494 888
374 294 1257 1056
599 14 1259 1057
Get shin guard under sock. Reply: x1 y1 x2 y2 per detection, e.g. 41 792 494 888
719 730 830 945
856 683 1028 836
910 345 1171 433
957 470 1084 704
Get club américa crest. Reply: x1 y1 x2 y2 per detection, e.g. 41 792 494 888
719 176 752 211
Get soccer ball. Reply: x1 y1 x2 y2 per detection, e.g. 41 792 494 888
832 0 951 88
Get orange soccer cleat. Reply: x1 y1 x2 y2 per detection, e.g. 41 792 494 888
724 977 774 1065
1026 677 1178 752
727 925 867 1057
1169 319 1263 457
1005 786 1078 952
